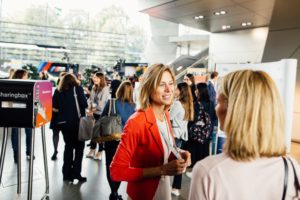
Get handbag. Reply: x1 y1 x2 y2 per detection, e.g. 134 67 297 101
74 87 93 141
92 99 122 142
282 156 300 200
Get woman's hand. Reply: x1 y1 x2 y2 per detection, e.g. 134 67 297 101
161 159 187 176
179 150 191 168
83 87 90 95
86 109 94 117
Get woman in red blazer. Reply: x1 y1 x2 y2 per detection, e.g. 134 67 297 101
110 64 191 200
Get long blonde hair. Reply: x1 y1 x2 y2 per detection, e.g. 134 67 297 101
220 69 286 161
139 63 175 110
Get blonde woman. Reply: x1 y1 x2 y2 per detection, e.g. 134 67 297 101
170 82 194 196
86 72 110 160
110 64 191 200
189 70 300 200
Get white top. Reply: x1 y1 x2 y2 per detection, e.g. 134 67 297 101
153 119 172 200
170 100 188 141
189 153 300 200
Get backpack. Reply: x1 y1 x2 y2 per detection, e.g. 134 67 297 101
189 102 212 144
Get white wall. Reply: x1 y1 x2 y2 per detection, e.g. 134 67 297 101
208 27 269 71
144 17 178 65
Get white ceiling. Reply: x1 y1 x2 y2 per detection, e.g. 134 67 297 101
139 0 275 32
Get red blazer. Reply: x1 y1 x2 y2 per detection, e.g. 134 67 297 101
110 107 175 200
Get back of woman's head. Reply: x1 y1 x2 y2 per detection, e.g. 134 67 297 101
58 73 79 92
12 69 28 79
220 69 286 161
196 83 210 102
116 81 134 103
139 63 175 110
177 82 194 121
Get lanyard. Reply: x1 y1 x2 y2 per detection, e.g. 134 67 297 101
159 113 182 160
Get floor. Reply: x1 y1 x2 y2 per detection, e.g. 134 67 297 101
0 126 299 200
0 127 191 200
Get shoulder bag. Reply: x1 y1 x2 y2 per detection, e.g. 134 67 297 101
74 87 94 141
282 156 300 200
92 99 122 142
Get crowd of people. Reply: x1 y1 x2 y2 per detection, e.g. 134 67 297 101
6 65 300 200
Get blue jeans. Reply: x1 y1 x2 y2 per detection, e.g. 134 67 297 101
11 128 32 156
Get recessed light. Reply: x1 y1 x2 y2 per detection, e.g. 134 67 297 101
214 10 227 16
194 15 204 20
241 22 252 26
222 25 231 30
176 66 183 71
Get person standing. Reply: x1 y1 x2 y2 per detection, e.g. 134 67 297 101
49 71 66 160
86 72 110 160
189 70 300 200
183 73 197 102
207 71 218 106
170 82 194 196
110 73 122 98
188 83 217 168
102 81 136 200
11 69 33 163
52 73 88 182
110 63 191 200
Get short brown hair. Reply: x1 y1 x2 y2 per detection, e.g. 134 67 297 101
210 71 219 79
139 63 175 110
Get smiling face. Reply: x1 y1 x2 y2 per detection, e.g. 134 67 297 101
215 93 227 130
92 74 100 85
174 87 180 98
150 71 174 108
183 75 192 86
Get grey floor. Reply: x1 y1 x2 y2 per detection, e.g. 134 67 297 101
0 127 191 200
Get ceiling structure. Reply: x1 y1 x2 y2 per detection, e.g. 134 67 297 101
138 0 275 33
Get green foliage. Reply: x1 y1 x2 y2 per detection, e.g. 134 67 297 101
81 65 101 87
22 64 39 80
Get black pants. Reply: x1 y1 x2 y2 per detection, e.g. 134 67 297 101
189 140 210 168
172 138 186 189
52 129 60 152
90 113 104 151
61 128 85 179
105 140 121 194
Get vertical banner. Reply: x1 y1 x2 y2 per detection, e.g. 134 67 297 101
33 81 53 128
